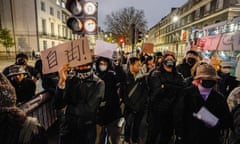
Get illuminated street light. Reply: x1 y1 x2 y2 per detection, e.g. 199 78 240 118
173 15 179 23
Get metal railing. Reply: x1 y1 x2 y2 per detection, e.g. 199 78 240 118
19 90 57 130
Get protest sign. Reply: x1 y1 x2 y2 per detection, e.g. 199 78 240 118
95 40 117 59
142 43 154 53
41 37 92 74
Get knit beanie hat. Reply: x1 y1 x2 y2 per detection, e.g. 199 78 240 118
0 72 16 107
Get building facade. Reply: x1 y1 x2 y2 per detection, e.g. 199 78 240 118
0 0 80 56
147 0 240 57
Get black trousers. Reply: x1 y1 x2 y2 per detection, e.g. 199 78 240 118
59 115 96 144
124 110 146 143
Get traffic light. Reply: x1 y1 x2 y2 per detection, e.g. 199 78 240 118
66 0 98 35
119 38 124 44
136 30 143 43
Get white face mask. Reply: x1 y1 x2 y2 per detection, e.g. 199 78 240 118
221 68 231 74
99 65 107 72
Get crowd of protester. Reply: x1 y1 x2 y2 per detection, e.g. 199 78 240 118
0 50 240 144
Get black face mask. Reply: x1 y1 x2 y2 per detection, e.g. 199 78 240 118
163 60 176 68
187 58 196 66
201 80 216 88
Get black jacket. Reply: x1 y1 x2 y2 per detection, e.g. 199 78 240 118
10 78 36 105
120 71 149 114
55 74 105 122
176 62 192 79
96 70 121 125
176 85 232 144
148 67 184 113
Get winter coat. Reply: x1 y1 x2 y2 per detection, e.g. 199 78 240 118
120 71 149 114
96 70 121 125
230 104 240 144
176 62 192 78
148 67 184 113
217 71 238 99
55 74 105 144
146 67 184 144
0 108 47 144
10 78 36 105
55 74 105 122
176 85 232 144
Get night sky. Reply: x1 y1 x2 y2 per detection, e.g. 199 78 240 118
92 0 188 30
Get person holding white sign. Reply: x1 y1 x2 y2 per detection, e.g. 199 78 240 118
175 63 232 144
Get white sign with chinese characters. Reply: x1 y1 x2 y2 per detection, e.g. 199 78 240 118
41 37 92 74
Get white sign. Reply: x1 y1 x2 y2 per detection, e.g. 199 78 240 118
41 38 92 74
95 40 117 59
218 32 240 51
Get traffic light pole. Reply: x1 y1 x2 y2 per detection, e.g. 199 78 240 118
131 24 135 55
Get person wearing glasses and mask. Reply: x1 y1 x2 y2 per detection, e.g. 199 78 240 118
146 51 184 144
175 63 232 144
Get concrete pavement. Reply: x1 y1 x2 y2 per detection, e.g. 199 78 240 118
0 58 36 72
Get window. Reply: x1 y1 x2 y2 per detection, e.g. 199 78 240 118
62 26 66 38
42 19 46 34
57 11 60 19
205 3 211 14
216 0 224 10
187 15 191 23
51 23 55 36
58 24 61 37
43 40 47 50
237 21 240 31
41 2 45 11
52 41 55 47
195 9 200 19
50 7 54 16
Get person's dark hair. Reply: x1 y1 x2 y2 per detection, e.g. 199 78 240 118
186 50 199 57
16 53 28 60
129 57 140 65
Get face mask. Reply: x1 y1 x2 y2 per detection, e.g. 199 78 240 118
221 68 231 74
187 58 196 66
164 60 176 68
201 80 216 88
99 65 107 72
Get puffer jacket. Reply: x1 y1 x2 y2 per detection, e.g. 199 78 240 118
148 67 184 113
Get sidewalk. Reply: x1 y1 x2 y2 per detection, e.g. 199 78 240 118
0 58 36 72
